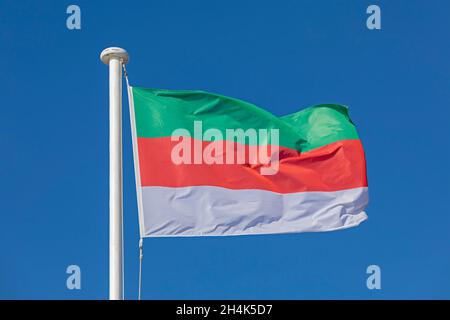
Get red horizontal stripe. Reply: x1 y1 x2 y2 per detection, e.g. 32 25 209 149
137 137 368 193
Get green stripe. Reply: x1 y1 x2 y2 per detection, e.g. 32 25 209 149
132 87 359 152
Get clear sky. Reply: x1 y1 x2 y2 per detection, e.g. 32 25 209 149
1 0 449 299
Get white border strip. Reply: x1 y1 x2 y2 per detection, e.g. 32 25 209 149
126 85 146 238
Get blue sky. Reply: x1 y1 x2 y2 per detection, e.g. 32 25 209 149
1 0 449 299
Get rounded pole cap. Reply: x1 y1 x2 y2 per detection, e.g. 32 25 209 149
100 47 129 64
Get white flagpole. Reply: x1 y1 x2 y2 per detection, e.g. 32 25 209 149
100 47 129 300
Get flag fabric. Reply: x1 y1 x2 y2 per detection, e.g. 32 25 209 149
128 87 368 237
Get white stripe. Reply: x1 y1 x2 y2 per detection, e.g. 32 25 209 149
139 186 368 237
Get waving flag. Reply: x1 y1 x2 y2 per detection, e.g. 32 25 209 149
128 87 368 237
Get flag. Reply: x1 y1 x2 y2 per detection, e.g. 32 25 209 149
128 87 368 237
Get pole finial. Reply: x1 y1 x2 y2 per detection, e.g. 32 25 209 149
100 47 129 65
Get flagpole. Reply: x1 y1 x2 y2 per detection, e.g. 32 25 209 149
100 47 129 300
